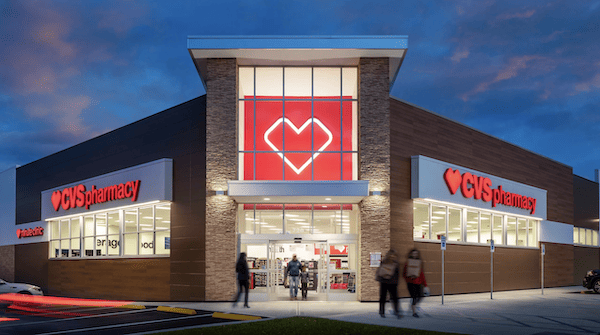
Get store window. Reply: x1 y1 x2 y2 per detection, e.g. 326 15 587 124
238 66 358 181
49 203 171 258
413 201 539 247
574 227 599 247
238 204 358 235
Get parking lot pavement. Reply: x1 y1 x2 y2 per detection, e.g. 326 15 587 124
0 294 265 335
145 286 600 335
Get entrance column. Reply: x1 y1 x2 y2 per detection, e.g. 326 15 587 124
205 58 238 301
359 58 391 301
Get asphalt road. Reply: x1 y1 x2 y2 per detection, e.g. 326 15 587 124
0 301 257 335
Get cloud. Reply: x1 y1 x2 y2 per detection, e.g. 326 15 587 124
460 55 546 101
572 73 600 94
450 49 469 63
495 9 536 21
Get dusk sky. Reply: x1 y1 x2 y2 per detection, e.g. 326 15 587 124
1 0 599 181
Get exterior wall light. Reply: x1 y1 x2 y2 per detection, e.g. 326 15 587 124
216 190 226 195
370 191 381 196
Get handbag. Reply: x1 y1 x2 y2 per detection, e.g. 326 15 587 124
376 262 396 280
422 286 430 296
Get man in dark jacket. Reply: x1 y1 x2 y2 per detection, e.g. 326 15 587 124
287 254 302 300
233 252 250 308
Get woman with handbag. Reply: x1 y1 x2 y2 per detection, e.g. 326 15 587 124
376 249 400 318
403 249 428 317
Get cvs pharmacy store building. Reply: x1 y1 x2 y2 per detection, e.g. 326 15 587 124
0 36 597 302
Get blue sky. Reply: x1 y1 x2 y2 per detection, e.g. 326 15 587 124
1 0 599 180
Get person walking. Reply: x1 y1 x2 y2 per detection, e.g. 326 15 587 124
233 252 250 308
300 265 309 300
376 249 400 318
287 254 302 300
403 249 428 317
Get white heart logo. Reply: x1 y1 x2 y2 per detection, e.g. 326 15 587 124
264 118 333 174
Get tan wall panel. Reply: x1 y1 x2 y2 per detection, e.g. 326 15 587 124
48 258 170 301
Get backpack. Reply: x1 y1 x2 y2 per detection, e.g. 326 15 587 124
377 262 396 281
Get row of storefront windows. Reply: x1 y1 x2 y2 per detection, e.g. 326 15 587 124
238 204 359 235
573 227 599 247
413 201 539 247
48 203 171 258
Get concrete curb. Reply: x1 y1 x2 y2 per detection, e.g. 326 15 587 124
156 306 197 315
212 312 262 321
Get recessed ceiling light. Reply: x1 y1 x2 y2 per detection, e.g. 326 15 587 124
264 198 270 201
325 198 332 201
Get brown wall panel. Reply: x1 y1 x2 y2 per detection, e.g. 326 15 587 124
414 242 540 295
393 98 572 294
48 258 170 301
543 243 574 287
14 243 48 293
573 175 599 230
573 246 598 286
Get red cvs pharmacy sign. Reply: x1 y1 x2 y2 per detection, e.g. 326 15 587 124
51 180 141 211
443 168 537 215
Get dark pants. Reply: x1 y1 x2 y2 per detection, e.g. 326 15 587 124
379 283 398 315
235 279 249 305
301 283 308 298
407 283 422 305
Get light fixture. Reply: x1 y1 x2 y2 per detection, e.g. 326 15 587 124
216 190 226 195
264 198 270 201
369 191 381 196
325 198 332 201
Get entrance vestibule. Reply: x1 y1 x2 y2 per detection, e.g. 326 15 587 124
240 239 357 301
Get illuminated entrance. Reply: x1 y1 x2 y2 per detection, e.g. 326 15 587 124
240 239 358 301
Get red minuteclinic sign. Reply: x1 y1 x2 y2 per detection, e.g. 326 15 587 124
51 180 141 211
17 227 44 238
443 168 537 215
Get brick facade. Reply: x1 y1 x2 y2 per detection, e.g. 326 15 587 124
0 245 15 282
205 59 238 301
359 58 391 301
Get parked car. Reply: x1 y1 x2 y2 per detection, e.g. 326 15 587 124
0 279 43 295
583 269 600 293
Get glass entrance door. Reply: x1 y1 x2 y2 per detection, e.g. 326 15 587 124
241 238 357 301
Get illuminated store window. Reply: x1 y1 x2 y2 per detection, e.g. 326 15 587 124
574 227 600 247
238 204 358 235
413 203 430 240
413 201 538 247
49 203 170 258
465 211 478 243
238 66 358 181
480 213 492 244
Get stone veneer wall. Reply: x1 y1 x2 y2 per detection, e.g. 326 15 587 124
359 58 391 301
0 245 15 282
205 58 238 301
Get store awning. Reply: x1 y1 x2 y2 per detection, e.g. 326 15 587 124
226 180 369 204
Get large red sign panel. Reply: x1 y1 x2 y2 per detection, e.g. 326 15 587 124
244 96 354 180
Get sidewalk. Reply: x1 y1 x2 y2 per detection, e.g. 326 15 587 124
140 286 600 335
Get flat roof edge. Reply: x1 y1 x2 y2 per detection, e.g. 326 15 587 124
187 36 408 50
